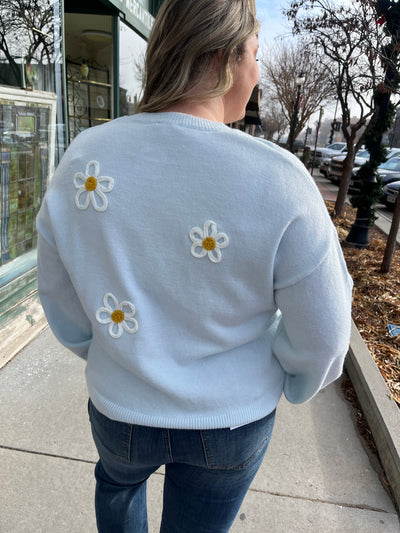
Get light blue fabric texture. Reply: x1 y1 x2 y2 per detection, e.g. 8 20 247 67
36 112 353 429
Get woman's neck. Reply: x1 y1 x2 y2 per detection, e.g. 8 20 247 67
161 98 226 123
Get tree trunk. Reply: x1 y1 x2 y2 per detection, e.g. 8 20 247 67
381 194 400 273
333 148 356 218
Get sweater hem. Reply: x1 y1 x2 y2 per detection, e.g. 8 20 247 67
87 389 283 430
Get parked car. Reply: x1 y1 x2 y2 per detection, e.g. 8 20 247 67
327 149 370 186
375 157 400 196
319 156 332 177
349 156 400 195
386 147 400 159
312 142 347 166
381 179 400 209
331 151 400 193
277 138 305 153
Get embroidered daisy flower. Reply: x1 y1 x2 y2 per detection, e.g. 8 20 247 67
189 220 229 263
73 160 114 212
96 293 138 339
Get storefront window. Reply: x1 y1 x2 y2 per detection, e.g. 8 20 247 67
119 20 147 116
0 1 57 92
65 13 113 143
0 0 64 268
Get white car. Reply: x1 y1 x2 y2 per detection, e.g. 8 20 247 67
319 156 333 177
313 142 347 165
327 149 370 185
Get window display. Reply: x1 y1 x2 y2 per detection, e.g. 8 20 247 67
0 89 57 265
65 13 113 142
0 1 62 267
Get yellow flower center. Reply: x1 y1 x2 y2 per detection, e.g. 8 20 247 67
202 237 216 251
85 176 97 191
111 310 125 323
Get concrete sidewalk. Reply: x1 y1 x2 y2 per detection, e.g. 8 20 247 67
1 327 399 532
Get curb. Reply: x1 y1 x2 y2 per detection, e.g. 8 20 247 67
316 174 400 510
345 321 400 511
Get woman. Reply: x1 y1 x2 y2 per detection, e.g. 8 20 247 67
36 0 353 531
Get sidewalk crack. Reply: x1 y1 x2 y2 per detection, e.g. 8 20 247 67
0 444 96 465
249 488 392 514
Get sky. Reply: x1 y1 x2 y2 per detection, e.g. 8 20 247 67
255 0 292 47
255 0 340 121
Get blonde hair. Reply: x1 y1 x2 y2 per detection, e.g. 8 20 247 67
137 0 260 113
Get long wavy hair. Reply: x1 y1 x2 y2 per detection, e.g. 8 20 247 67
137 0 259 113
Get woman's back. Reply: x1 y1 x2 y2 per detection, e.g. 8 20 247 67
37 111 352 429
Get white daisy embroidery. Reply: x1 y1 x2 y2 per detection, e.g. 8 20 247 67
189 220 229 263
73 160 114 212
96 293 138 339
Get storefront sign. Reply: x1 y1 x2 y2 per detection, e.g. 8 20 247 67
111 0 154 37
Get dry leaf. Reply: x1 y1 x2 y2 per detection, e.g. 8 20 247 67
327 201 400 408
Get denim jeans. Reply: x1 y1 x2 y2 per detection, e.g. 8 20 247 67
88 399 276 533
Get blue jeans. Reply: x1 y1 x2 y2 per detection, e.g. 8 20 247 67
88 400 276 533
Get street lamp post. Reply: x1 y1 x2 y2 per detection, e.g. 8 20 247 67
310 107 324 176
329 98 339 144
288 73 306 153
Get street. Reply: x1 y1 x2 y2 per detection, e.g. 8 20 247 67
313 172 400 244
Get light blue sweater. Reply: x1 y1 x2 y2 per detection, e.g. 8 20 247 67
36 112 353 429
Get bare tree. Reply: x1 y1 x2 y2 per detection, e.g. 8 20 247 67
0 0 54 87
260 103 287 141
284 0 398 218
133 52 146 94
259 40 335 146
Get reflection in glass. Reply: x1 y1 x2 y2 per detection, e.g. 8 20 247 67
119 21 147 116
0 0 57 92
65 13 113 143
0 1 63 266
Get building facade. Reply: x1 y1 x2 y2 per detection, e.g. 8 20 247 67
0 0 260 334
0 0 164 313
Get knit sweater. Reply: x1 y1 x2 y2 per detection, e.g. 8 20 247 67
36 112 353 430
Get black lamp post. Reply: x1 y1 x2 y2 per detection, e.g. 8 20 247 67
310 106 324 176
288 73 305 153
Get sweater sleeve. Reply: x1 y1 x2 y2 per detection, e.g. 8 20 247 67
272 218 353 404
36 200 92 360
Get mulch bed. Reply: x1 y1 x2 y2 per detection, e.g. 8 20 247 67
326 201 400 409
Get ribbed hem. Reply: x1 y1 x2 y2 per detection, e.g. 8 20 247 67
87 380 283 430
